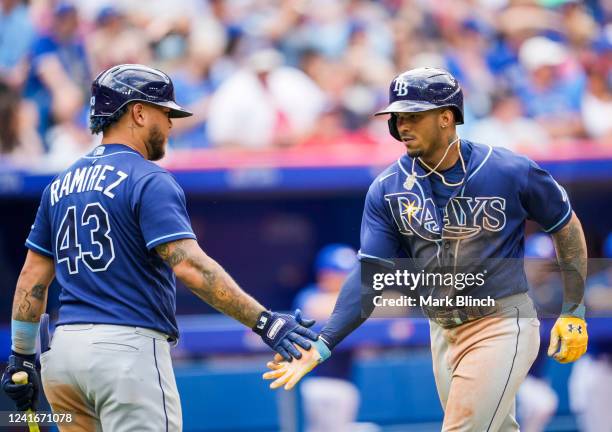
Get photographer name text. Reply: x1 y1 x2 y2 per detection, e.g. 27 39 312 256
373 295 496 308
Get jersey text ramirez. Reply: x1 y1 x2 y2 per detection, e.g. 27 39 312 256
50 165 129 206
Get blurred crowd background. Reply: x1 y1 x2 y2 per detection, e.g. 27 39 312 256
0 0 611 169
1 1 612 430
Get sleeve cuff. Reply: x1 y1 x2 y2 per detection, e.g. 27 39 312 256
544 206 572 234
11 351 36 361
146 232 197 250
358 251 395 269
25 239 53 257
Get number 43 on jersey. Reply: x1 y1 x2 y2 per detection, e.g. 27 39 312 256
56 202 115 274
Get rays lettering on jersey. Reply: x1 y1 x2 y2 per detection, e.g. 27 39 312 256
50 165 128 206
385 192 441 241
442 196 506 239
385 192 507 240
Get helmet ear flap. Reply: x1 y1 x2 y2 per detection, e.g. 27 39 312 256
452 107 464 125
388 114 401 141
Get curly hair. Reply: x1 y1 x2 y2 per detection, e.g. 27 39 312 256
89 104 130 135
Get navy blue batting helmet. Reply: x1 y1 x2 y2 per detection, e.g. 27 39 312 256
90 64 192 121
375 67 464 141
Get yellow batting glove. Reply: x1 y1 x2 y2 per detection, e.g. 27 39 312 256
263 338 330 390
547 316 588 363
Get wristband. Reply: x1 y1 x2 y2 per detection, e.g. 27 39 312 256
253 311 271 334
10 351 36 362
11 319 40 355
561 302 586 319
314 337 331 363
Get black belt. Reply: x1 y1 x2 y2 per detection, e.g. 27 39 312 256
423 303 500 329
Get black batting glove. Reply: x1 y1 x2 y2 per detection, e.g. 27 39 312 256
1 352 40 411
253 309 318 361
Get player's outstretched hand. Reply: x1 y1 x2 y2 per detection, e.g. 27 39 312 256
1 353 41 411
263 337 331 390
547 316 588 363
253 309 319 361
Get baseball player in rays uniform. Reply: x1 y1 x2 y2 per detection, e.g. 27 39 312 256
264 68 589 431
1 64 318 431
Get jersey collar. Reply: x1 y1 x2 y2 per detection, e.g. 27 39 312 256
398 140 492 182
87 144 143 158
462 141 493 186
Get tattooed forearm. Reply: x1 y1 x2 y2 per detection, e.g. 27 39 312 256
16 296 32 319
551 213 587 305
12 250 54 322
32 284 46 300
189 258 263 327
13 283 48 322
200 267 217 288
155 242 188 267
158 239 265 327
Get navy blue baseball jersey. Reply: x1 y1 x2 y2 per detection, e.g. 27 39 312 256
359 140 572 299
319 140 572 348
26 144 196 339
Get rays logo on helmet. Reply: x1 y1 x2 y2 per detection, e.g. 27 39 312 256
394 79 409 97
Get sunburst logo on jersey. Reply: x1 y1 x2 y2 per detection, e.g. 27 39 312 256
401 200 421 223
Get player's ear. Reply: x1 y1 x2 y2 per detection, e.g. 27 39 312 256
130 103 147 127
439 109 453 129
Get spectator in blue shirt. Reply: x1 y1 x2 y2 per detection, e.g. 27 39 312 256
515 36 586 140
22 3 90 147
169 25 227 149
0 0 35 87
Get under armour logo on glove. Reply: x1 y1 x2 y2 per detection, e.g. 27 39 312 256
548 316 588 364
567 324 583 334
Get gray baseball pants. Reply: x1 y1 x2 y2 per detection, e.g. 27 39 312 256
41 324 182 431
429 293 540 432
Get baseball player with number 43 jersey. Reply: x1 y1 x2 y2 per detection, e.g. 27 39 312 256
264 68 589 431
1 64 319 432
